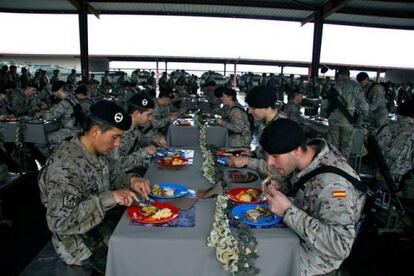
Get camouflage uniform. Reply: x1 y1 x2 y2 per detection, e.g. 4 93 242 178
38 136 132 265
205 91 221 112
321 78 368 159
9 89 39 116
151 100 171 134
365 82 389 130
222 103 252 148
377 117 414 197
282 139 365 275
109 127 152 172
247 111 287 179
283 101 304 124
37 96 79 144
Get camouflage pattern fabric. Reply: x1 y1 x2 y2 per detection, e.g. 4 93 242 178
9 89 39 116
151 101 171 133
366 82 389 130
38 136 131 266
222 103 252 148
282 139 366 275
283 101 305 124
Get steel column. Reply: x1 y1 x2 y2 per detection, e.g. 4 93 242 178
310 12 323 85
78 4 89 81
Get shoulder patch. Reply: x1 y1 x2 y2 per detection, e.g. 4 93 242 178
63 193 79 209
332 190 346 198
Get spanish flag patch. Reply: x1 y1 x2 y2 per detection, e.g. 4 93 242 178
332 190 346 198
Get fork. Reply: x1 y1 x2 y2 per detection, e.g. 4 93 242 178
258 176 271 201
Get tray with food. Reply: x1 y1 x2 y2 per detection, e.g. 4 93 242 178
128 202 179 224
226 170 259 183
156 148 186 158
150 183 188 199
216 148 247 157
231 204 282 226
173 119 193 126
156 157 189 168
226 187 265 204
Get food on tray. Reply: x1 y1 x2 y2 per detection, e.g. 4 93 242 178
171 158 184 166
152 208 172 220
151 184 176 197
234 189 259 202
141 205 159 217
245 206 273 222
165 151 182 157
158 157 186 167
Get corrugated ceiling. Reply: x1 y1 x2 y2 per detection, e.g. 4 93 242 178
0 0 413 30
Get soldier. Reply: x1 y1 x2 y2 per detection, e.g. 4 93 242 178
50 69 60 87
283 89 305 124
228 86 287 178
151 89 177 135
38 100 150 273
260 118 366 276
110 94 164 173
10 81 39 116
158 72 170 92
0 84 15 119
19 67 31 89
356 72 389 130
67 69 77 86
204 80 221 112
35 81 85 144
0 65 11 87
9 65 19 88
377 100 414 198
321 67 369 159
216 88 252 148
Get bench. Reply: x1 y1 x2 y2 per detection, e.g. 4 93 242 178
21 241 93 276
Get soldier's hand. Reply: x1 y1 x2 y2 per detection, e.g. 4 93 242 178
130 176 150 200
216 118 224 125
239 148 253 157
228 156 249 168
169 114 178 122
261 179 281 192
144 145 157 155
266 185 292 216
112 189 138 206
154 136 168 148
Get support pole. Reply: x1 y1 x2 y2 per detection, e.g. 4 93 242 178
310 12 323 86
78 3 89 82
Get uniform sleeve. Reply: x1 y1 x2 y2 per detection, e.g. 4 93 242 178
369 85 386 113
41 101 68 121
11 95 31 116
283 182 361 260
43 163 116 236
151 108 170 129
109 147 149 173
223 109 246 134
355 86 369 119
108 160 134 190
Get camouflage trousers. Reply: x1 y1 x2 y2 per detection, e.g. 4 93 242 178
327 124 354 159
80 206 124 273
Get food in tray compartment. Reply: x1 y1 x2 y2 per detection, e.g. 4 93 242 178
234 189 260 202
152 208 172 220
165 151 182 157
245 206 273 222
151 185 176 197
171 158 184 166
141 205 159 217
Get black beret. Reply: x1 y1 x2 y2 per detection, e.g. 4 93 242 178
222 87 237 98
89 100 131 131
52 81 66 92
260 118 305 154
75 84 88 95
158 87 172 98
128 94 155 109
245 86 277 108
356 72 369 82
205 80 216 87
397 100 414 117
214 86 226 98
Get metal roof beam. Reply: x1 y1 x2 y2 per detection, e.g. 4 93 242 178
67 0 100 18
302 0 353 26
339 7 414 19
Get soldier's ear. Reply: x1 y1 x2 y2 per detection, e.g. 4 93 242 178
90 125 101 138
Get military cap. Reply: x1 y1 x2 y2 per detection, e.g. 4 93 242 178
245 86 277 108
222 87 237 98
89 100 131 131
260 118 305 154
397 100 414 118
205 80 216 87
75 84 88 95
158 88 173 99
52 80 66 92
356 72 369 83
213 86 226 98
128 93 155 109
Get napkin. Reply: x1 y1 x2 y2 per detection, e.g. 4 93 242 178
196 183 223 199
165 197 198 211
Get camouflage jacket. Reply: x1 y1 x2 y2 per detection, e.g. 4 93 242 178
365 82 389 129
376 117 414 182
9 89 39 116
222 103 252 148
152 101 171 130
321 78 368 126
282 139 365 275
283 101 304 124
247 111 287 178
38 136 132 265
109 126 152 172
205 91 221 112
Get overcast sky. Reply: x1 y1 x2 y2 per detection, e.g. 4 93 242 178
1 12 413 75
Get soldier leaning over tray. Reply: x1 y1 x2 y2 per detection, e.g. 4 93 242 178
110 93 167 173
9 80 40 117
151 88 178 135
227 86 288 181
35 81 87 144
260 118 366 276
216 88 252 148
38 100 150 274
